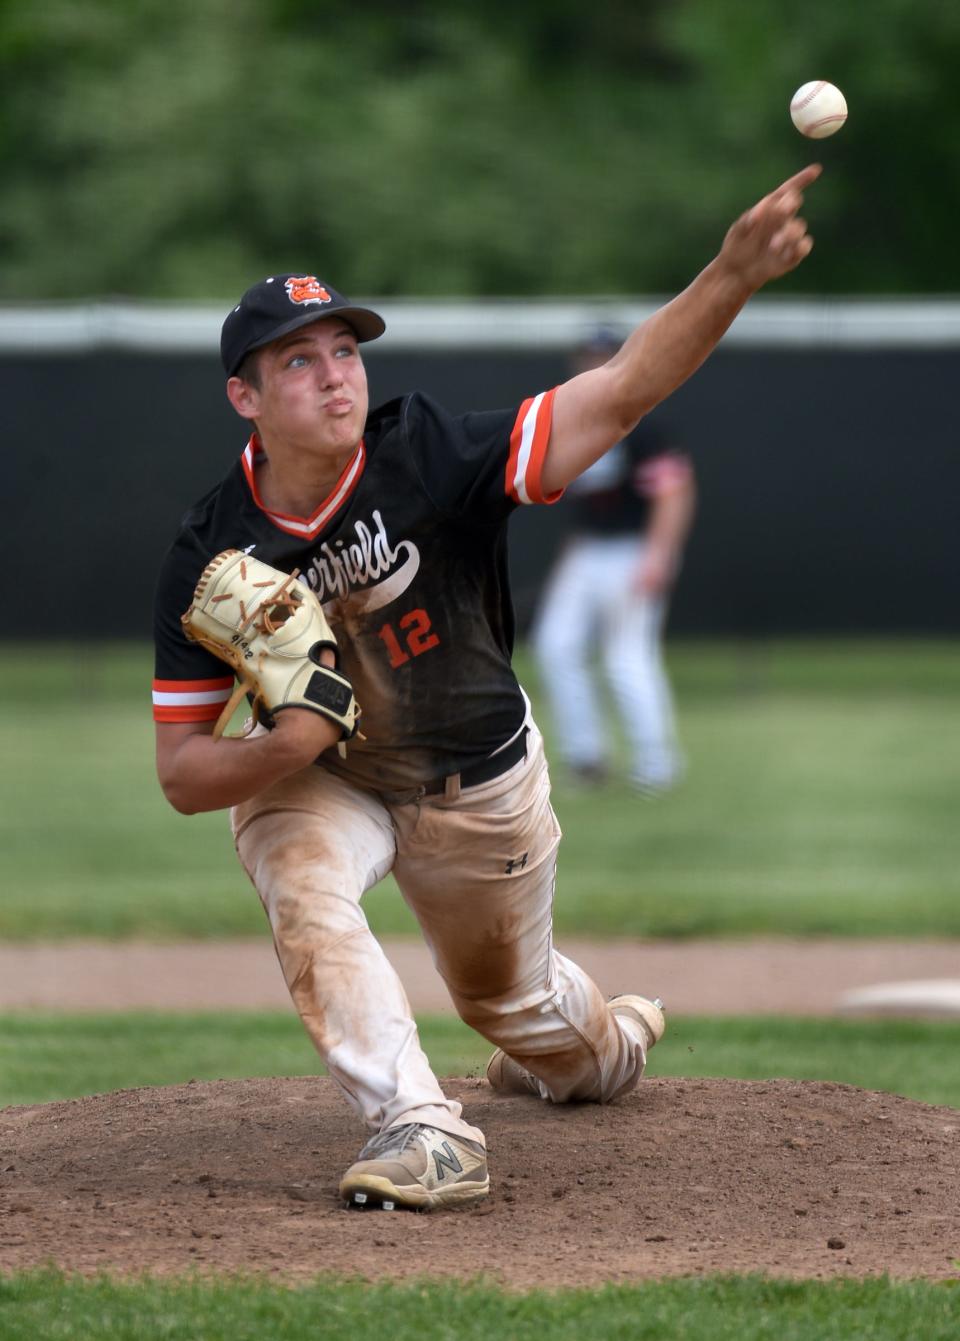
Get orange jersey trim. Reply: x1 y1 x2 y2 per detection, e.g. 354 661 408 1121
152 677 234 693
152 676 235 724
153 703 225 724
505 388 561 506
241 434 366 539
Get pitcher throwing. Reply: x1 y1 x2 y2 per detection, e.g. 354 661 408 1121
152 166 821 1209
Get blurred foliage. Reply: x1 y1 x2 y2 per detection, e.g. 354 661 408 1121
1 0 957 299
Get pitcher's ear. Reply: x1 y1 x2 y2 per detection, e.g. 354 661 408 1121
227 375 259 421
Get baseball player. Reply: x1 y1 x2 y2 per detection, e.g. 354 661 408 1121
534 327 696 793
153 166 820 1210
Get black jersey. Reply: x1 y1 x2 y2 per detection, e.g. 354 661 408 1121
153 389 558 793
564 421 690 537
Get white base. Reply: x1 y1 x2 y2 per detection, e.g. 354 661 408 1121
837 979 960 1018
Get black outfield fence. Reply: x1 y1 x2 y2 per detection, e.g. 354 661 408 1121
5 299 959 639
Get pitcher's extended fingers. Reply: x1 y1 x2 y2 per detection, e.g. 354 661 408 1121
775 189 803 221
749 190 796 230
770 218 808 252
750 164 822 225
781 163 823 193
771 228 814 265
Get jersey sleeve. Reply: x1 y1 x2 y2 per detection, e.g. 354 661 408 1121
636 450 694 498
401 389 562 517
627 421 693 499
152 536 235 724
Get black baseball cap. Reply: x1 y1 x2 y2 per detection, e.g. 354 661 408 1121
221 274 386 377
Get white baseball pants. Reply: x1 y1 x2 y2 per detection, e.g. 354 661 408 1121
533 536 682 787
230 721 651 1146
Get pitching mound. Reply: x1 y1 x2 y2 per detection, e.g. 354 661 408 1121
2 1076 958 1286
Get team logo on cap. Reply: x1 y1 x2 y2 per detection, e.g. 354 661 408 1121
285 276 332 307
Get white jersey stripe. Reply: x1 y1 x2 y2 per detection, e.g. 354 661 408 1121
511 391 545 505
152 688 233 706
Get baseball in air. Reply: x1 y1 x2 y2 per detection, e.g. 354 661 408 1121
789 81 848 139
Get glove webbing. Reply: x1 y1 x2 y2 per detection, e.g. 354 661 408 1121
206 562 301 639
185 555 362 752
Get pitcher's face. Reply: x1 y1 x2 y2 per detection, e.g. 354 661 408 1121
229 317 369 457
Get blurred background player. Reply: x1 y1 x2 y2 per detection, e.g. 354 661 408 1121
533 327 696 794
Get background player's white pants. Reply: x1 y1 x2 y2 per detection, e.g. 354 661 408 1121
533 535 682 788
230 723 650 1147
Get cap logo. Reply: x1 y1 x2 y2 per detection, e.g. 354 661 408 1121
285 276 332 307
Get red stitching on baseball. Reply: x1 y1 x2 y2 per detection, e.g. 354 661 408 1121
792 81 828 112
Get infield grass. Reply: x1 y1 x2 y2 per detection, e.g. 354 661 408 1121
2 1012 958 1110
1 1270 959 1340
2 639 959 940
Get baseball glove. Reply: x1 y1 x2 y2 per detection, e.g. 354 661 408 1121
181 548 360 749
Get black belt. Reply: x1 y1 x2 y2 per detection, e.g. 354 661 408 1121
421 727 529 796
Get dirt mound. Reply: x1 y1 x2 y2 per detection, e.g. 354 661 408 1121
2 1077 958 1286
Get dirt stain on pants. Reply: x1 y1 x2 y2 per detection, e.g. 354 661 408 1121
230 722 649 1141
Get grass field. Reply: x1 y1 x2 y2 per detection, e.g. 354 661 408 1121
2 1272 959 1341
2 639 959 939
4 1013 959 1334
3 638 959 1331
3 1012 959 1110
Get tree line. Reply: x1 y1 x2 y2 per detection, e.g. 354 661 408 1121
1 0 956 300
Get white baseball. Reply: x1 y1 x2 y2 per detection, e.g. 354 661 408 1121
789 81 848 139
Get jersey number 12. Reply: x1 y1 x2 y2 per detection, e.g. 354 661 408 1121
377 609 440 669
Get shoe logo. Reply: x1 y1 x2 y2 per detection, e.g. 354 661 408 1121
432 1141 464 1182
242 543 257 554
504 852 528 874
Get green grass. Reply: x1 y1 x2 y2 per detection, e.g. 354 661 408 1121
4 641 958 1339
2 1012 958 1110
2 639 959 939
654 1015 960 1109
1 1271 958 1340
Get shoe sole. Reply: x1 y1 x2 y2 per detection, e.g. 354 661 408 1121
610 994 666 1050
340 1172 490 1211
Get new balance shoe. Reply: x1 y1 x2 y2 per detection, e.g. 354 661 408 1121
486 995 666 1096
340 1123 489 1211
485 1049 542 1097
